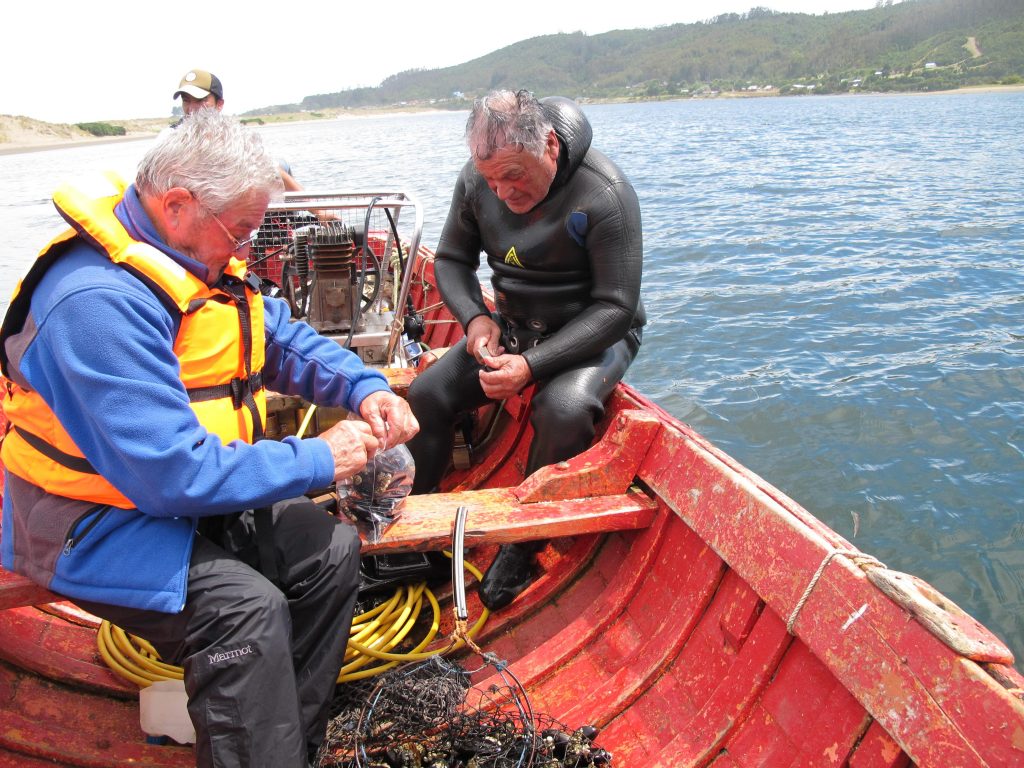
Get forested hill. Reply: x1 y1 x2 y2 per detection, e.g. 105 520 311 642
267 0 1023 112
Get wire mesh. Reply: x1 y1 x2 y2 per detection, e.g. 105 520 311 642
316 654 613 768
245 191 423 366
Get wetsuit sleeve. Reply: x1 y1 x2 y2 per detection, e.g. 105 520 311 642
433 164 491 330
261 295 391 412
522 178 643 380
18 270 338 518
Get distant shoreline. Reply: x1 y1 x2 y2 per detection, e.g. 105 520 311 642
2 84 1021 157
0 132 155 157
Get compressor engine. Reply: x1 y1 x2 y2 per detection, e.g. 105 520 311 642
249 218 393 361
247 195 423 367
291 221 375 334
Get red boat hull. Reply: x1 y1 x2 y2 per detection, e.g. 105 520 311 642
2 255 1023 767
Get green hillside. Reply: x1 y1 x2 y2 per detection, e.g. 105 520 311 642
260 0 1023 113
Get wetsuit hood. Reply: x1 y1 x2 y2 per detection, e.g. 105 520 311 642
541 97 592 188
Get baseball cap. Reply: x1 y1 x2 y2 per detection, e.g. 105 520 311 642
173 69 224 101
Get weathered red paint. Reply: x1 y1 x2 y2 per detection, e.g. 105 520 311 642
0 569 59 610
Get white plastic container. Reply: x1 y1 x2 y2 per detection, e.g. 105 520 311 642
139 679 195 744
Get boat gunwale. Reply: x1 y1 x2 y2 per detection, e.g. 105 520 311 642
615 381 1024 765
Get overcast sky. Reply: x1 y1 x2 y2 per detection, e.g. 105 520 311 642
4 0 879 124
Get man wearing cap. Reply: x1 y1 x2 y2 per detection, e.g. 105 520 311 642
174 68 225 115
168 69 302 191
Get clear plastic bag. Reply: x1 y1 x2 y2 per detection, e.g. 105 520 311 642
338 443 415 543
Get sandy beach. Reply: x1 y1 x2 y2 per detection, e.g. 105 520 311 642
0 113 170 156
0 133 157 157
0 108 445 156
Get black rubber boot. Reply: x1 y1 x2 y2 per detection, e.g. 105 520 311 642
478 543 540 611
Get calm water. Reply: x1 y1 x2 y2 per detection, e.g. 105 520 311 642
1 93 1022 660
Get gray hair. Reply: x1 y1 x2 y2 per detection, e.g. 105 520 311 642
135 110 283 213
465 89 553 161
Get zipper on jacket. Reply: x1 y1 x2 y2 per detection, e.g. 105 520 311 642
62 504 111 555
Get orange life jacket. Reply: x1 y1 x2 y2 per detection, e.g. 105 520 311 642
0 172 266 508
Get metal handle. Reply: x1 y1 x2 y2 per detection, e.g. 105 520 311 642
452 506 469 621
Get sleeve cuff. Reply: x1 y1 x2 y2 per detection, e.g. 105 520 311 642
306 437 337 488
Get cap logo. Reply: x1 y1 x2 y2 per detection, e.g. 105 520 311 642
174 69 221 100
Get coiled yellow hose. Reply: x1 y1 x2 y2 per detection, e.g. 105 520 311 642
97 555 489 688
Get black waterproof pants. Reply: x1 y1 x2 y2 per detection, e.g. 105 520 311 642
406 330 640 493
76 498 360 768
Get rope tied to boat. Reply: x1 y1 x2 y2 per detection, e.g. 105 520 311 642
786 548 885 635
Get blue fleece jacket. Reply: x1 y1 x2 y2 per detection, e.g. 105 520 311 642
1 185 389 611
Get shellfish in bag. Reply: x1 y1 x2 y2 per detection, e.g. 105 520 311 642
338 443 414 543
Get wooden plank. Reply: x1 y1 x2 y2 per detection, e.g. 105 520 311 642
358 486 658 554
0 569 61 611
2 486 656 610
478 497 678 693
530 523 726 763
753 642 872 767
379 365 416 397
0 749 91 768
515 409 663 502
0 663 191 767
0 607 132 695
847 720 911 768
793 574 1024 767
653 608 792 766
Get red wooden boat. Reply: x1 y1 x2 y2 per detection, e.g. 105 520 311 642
1 192 1022 767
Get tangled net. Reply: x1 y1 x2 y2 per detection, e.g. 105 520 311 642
316 654 613 768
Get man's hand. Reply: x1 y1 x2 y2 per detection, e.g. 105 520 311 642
479 353 532 400
318 420 379 482
358 391 419 446
466 315 504 364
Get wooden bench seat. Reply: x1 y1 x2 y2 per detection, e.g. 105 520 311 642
359 485 657 554
352 407 664 555
0 489 656 610
0 409 663 611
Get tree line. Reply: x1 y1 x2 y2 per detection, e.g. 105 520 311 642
248 0 1024 113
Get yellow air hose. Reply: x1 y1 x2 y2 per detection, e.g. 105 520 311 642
97 403 491 686
97 554 490 687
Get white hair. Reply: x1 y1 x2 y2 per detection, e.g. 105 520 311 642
466 89 553 161
135 110 283 213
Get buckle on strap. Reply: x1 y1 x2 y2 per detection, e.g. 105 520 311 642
229 372 264 408
187 371 265 407
244 271 263 294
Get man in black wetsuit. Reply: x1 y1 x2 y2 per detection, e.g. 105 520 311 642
406 89 645 610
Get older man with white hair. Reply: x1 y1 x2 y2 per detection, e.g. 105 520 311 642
0 109 417 767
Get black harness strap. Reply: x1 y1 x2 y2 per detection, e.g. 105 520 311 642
13 426 99 474
219 274 279 585
185 372 265 407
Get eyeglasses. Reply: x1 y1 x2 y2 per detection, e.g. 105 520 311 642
198 201 259 253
